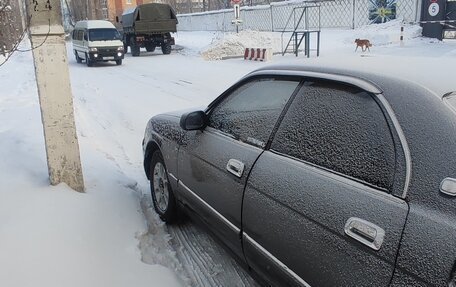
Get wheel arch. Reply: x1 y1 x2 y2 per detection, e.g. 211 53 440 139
144 140 161 180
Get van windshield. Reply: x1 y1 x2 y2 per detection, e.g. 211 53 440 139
88 28 121 41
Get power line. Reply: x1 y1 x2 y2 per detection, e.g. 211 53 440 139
0 14 51 67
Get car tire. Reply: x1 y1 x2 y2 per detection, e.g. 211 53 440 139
115 59 122 65
130 37 140 57
150 150 178 223
161 43 171 55
74 50 82 63
85 53 93 67
145 44 155 52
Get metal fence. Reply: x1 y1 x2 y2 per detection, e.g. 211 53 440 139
177 0 421 32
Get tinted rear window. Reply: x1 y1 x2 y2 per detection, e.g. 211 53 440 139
271 81 396 190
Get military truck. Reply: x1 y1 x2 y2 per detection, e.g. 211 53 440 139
120 3 178 57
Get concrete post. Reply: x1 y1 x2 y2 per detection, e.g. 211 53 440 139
26 0 85 192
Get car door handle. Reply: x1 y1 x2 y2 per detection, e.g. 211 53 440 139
226 159 244 178
344 217 385 251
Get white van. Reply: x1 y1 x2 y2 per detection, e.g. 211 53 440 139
72 20 124 66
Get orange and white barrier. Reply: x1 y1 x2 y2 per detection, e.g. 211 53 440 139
244 48 272 61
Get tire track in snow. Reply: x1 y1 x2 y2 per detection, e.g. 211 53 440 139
69 47 259 286
140 194 259 287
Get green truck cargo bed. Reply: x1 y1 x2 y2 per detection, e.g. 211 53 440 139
122 3 178 33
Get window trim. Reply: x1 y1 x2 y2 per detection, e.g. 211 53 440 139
204 71 410 199
443 92 456 115
375 93 412 199
205 76 303 148
205 75 303 115
267 78 410 199
242 70 383 95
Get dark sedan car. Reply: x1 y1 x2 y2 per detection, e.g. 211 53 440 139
142 65 456 287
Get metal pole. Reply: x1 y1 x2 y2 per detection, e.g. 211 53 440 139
295 32 298 56
270 5 274 32
26 0 85 192
352 0 355 29
400 24 404 47
415 0 421 23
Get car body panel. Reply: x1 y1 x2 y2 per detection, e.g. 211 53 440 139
142 66 456 286
243 151 408 286
177 127 263 259
143 114 183 190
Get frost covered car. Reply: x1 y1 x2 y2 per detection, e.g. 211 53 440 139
142 65 456 287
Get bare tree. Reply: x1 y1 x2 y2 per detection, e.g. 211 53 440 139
66 0 102 22
0 0 23 54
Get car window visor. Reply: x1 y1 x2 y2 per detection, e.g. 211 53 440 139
443 92 456 115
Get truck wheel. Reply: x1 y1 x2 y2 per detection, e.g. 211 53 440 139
145 44 155 52
85 53 94 67
115 59 122 65
161 43 171 55
123 35 129 53
130 38 140 57
74 50 82 63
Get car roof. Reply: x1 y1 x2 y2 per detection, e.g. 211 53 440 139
74 20 116 29
248 65 383 94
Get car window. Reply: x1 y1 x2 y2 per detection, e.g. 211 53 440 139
209 78 299 148
271 80 396 190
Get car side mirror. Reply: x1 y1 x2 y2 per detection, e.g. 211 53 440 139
83 34 87 41
180 111 208 131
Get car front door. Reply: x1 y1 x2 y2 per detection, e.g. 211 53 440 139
177 77 301 258
242 79 410 286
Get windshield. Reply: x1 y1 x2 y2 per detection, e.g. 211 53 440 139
88 28 121 41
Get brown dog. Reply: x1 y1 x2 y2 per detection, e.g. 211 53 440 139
355 39 372 52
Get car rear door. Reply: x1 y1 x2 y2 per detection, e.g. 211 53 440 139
177 77 301 259
242 79 410 286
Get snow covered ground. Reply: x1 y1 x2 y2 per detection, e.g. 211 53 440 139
1 21 456 287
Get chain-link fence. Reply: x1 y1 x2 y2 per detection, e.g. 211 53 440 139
177 0 421 32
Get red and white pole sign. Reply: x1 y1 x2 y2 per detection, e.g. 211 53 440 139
231 0 243 30
234 4 240 19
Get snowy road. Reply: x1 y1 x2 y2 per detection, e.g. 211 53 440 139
67 29 456 286
67 39 264 286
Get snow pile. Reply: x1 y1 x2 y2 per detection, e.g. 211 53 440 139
201 30 280 60
346 19 422 46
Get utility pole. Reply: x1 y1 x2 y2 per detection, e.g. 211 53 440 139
26 0 85 192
